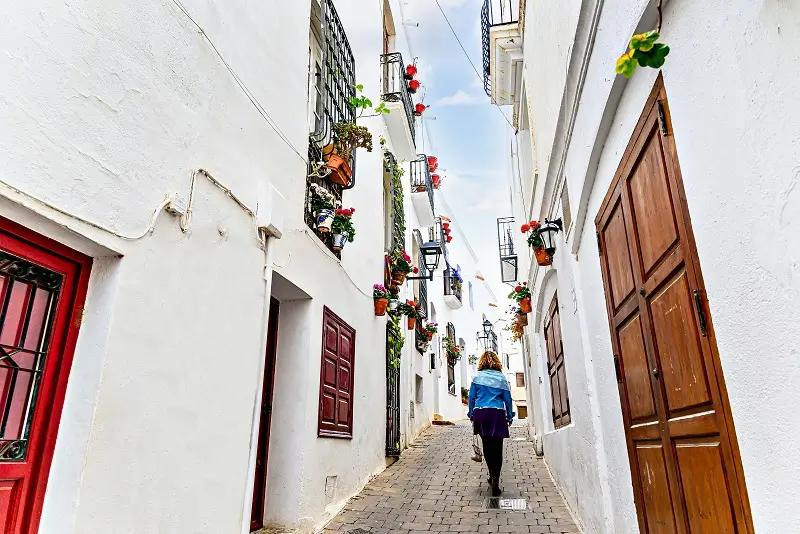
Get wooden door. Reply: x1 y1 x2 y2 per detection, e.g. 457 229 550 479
596 75 753 534
250 298 280 531
544 297 570 429
0 217 90 534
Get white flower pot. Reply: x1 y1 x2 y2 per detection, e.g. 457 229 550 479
332 233 348 251
315 209 334 233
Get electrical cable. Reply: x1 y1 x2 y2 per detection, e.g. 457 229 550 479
430 0 515 129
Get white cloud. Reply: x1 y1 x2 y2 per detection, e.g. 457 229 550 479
434 90 488 107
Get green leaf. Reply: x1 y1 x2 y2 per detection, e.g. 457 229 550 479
648 43 670 68
355 84 364 92
630 30 659 52
363 97 372 108
615 52 638 78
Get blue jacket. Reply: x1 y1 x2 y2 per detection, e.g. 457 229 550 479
468 370 515 423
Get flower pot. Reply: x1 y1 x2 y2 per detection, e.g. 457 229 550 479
534 246 553 266
519 296 532 314
391 269 408 286
374 298 389 316
332 233 348 251
325 154 353 186
315 209 335 233
516 313 528 327
425 331 434 341
427 156 438 172
462 397 468 406
407 316 416 331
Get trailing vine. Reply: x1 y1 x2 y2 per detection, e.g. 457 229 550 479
387 315 404 370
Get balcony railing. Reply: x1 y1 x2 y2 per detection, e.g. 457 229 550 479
429 217 448 267
414 230 430 353
305 0 356 255
380 53 416 143
410 155 435 227
444 267 463 305
481 0 519 97
497 216 518 283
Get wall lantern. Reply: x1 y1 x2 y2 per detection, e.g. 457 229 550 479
407 240 442 281
476 319 496 353
538 218 564 256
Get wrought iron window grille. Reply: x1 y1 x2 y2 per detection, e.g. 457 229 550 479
410 154 434 213
497 216 518 284
380 52 416 143
443 267 463 303
481 0 520 96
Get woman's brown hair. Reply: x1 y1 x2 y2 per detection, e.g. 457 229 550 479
478 351 503 371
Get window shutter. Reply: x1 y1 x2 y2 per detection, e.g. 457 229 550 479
318 307 356 438
545 296 570 428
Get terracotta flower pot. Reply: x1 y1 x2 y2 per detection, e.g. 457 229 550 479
426 331 434 341
519 296 532 314
325 154 353 186
516 313 529 327
391 270 408 286
408 316 416 331
332 233 347 251
534 245 553 266
315 209 334 233
374 298 389 316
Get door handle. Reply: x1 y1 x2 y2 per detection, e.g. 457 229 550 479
652 367 659 378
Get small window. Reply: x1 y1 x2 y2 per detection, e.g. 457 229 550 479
561 182 572 233
518 405 528 419
447 364 456 396
318 307 356 438
545 295 570 429
415 374 423 403
468 281 474 310
516 372 525 387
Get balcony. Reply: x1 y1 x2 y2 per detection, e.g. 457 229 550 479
410 155 435 228
443 267 464 310
380 53 417 161
497 216 518 283
481 0 522 106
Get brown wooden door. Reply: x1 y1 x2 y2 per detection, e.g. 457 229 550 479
0 217 91 534
250 298 280 531
596 75 753 534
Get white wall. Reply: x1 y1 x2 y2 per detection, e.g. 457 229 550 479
517 0 800 532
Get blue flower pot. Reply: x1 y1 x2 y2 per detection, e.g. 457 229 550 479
316 209 334 233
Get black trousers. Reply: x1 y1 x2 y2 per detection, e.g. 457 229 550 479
481 436 504 478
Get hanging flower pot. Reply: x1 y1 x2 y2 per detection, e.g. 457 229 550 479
446 235 453 243
414 103 427 117
442 221 450 230
332 233 348 251
534 245 553 266
425 330 434 341
516 312 529 327
408 316 416 331
315 209 335 233
408 79 421 93
519 296 532 314
431 174 441 189
405 64 418 79
374 298 389 316
391 269 408 286
325 153 353 186
427 156 438 172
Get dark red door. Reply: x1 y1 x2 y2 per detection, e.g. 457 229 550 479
250 298 280 531
0 217 90 534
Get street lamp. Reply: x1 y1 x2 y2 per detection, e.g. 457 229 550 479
407 240 442 281
538 218 564 256
476 319 495 353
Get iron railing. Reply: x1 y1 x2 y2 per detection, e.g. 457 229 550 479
410 154 434 215
380 52 416 143
444 267 463 304
481 0 520 96
497 216 518 283
386 318 402 457
385 151 406 254
429 217 447 262
446 322 457 395
414 230 429 353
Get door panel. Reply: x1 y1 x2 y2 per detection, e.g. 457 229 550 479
0 217 90 534
635 444 678 534
596 76 752 533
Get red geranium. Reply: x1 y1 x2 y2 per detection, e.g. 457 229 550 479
515 285 522 292
521 223 530 233
413 267 419 273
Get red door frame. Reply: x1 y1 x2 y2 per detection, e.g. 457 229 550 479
250 298 280 531
0 215 92 533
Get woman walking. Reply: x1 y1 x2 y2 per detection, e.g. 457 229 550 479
468 351 515 496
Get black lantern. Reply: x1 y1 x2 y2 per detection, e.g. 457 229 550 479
538 218 564 256
482 319 493 337
477 320 495 353
407 240 442 281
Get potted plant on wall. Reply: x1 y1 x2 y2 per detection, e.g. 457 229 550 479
444 336 464 365
521 221 552 266
399 300 422 331
508 282 532 313
423 322 438 341
431 174 442 189
461 386 469 405
390 249 417 286
331 208 356 251
374 284 390 316
309 184 339 233
326 122 373 186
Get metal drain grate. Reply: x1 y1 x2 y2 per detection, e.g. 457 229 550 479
485 497 528 510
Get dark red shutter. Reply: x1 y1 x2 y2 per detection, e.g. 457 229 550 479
318 307 356 438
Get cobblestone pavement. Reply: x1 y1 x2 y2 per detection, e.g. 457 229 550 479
323 423 580 533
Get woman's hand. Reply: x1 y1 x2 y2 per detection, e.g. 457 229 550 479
507 421 512 427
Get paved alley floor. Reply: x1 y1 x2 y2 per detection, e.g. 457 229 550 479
323 423 580 533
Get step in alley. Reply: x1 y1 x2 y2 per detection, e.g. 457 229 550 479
322 423 580 533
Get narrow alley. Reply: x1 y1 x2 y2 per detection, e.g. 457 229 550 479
322 424 579 534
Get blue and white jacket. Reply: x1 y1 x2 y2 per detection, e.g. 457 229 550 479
467 370 515 423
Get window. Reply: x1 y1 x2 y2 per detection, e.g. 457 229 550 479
318 307 356 438
518 405 528 419
447 364 456 396
516 372 525 387
415 374 423 403
544 296 570 428
561 181 572 233
468 281 474 310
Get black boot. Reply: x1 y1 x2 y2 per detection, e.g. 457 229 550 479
491 474 502 496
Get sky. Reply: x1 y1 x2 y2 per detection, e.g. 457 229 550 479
399 0 514 302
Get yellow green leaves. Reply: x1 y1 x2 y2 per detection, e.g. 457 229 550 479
615 29 670 78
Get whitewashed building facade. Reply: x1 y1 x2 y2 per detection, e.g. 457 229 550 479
489 0 800 532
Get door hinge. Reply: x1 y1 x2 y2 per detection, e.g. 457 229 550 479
693 290 708 337
596 232 602 255
657 100 670 136
613 355 622 382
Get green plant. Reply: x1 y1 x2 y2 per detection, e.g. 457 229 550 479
350 84 390 118
616 30 670 78
424 322 438 335
461 386 469 398
309 183 338 213
332 122 373 162
468 354 478 365
508 283 531 302
331 208 356 242
388 316 404 369
443 336 464 362
373 284 390 300
521 221 543 248
397 300 422 319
